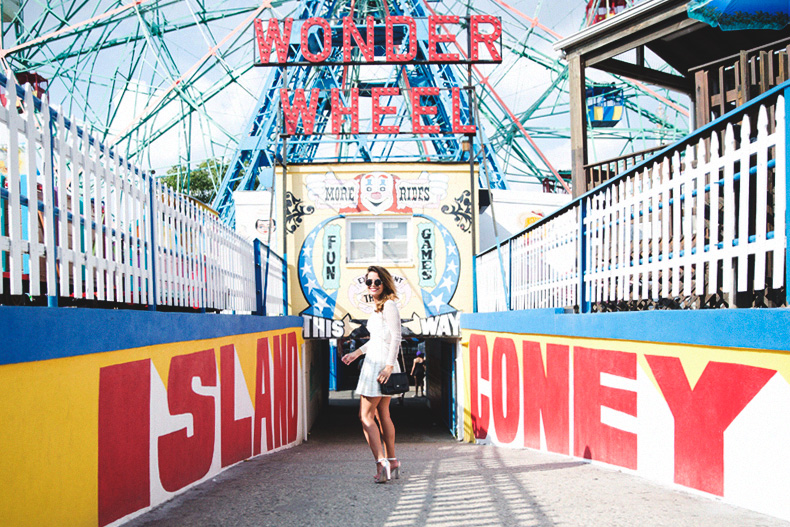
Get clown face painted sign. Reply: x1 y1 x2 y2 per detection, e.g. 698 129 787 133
281 163 476 339
305 170 448 213
359 172 395 213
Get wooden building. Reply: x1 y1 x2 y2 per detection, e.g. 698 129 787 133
555 0 790 196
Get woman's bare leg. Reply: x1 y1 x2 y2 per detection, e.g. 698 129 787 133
376 397 396 461
359 396 385 460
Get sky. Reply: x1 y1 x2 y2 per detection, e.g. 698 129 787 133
4 0 687 190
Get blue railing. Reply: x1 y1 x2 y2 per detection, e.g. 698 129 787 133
254 239 288 316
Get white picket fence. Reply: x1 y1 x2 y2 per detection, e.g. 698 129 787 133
511 206 579 310
0 72 257 312
476 86 788 312
477 242 510 311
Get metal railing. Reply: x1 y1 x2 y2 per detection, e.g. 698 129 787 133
254 239 287 316
0 71 264 313
476 80 789 312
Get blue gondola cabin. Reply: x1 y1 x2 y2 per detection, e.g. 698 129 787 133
586 84 624 128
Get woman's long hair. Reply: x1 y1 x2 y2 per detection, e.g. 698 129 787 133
367 265 398 313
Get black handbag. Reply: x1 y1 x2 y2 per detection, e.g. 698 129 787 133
380 346 409 395
380 372 409 395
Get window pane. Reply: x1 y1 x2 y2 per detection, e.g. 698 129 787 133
349 240 376 261
347 218 410 263
382 222 407 240
349 222 375 240
382 240 408 260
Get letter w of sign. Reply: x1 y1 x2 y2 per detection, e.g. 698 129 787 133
254 18 293 63
281 89 320 135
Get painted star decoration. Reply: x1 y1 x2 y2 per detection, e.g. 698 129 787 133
417 214 460 317
298 220 339 318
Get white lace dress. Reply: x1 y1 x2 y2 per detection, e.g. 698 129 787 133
355 299 402 397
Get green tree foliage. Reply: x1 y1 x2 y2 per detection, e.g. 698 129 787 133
161 159 227 205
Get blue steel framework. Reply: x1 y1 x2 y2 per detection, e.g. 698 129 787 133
0 1 690 217
212 0 505 226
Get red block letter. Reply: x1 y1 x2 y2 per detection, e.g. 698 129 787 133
98 360 151 527
469 333 490 439
158 349 217 493
281 88 320 135
301 17 332 63
645 356 775 495
428 15 460 62
371 87 400 134
254 336 273 454
386 16 417 62
522 341 569 454
491 337 520 444
287 331 299 443
331 88 359 134
221 345 252 468
272 334 289 448
343 16 374 62
574 347 637 469
254 18 292 63
411 87 441 134
470 15 502 62
271 332 299 446
452 87 476 134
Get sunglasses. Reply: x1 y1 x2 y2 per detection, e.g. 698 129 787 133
365 279 382 287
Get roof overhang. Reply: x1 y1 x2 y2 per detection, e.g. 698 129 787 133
554 0 790 94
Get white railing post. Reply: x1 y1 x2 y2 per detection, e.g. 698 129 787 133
7 73 23 296
42 94 58 306
148 175 158 311
579 197 589 313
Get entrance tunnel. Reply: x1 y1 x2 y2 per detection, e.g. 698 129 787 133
319 336 460 437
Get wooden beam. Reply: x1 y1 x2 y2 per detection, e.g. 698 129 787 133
694 69 710 128
557 2 690 58
568 53 587 198
595 58 693 93
585 16 701 68
563 3 690 59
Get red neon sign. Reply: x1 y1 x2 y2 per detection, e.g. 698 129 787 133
279 86 477 136
254 15 502 66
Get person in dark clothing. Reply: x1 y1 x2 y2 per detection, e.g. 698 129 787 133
410 351 425 397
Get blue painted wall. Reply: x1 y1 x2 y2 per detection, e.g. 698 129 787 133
0 306 303 365
462 308 790 351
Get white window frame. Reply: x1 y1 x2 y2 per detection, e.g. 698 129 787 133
346 216 412 264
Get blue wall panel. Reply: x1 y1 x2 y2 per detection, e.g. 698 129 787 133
462 308 790 351
0 306 302 365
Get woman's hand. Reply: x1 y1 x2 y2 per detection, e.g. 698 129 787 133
377 364 394 384
341 350 362 365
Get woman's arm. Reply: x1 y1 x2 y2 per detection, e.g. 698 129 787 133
340 341 368 365
341 349 362 365
382 300 402 367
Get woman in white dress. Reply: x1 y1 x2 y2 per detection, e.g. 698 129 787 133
341 266 402 483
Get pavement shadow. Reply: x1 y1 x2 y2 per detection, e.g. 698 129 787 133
125 388 790 527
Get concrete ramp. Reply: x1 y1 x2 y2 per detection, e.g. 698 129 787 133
124 392 787 527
